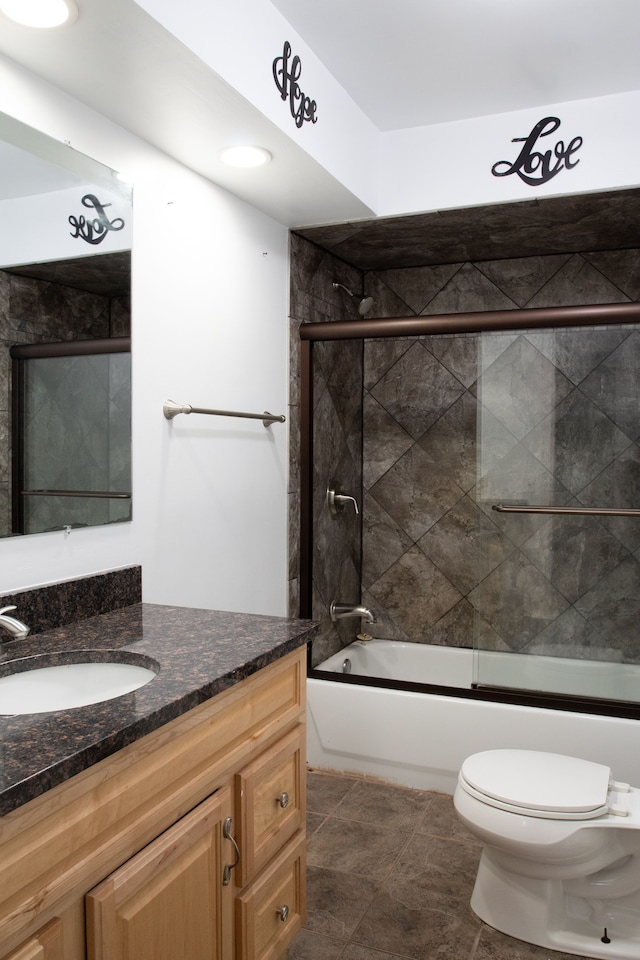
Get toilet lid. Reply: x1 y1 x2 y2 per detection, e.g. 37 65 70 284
459 750 612 818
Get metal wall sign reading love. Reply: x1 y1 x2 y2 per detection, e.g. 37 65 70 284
272 41 318 128
491 116 583 187
69 194 126 245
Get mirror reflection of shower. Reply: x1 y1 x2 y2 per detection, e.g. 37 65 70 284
11 338 131 536
0 110 133 540
332 281 374 316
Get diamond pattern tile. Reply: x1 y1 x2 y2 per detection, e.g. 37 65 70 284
524 326 630 386
370 341 465 440
294 226 640 670
362 394 413 491
521 514 630 605
523 389 630 495
476 336 573 441
417 392 483 493
371 443 466 542
419 496 515 595
368 546 462 638
468 553 570 649
574 555 640 661
580 331 640 442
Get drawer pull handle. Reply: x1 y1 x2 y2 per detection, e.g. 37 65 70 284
276 905 290 923
277 792 289 808
222 817 240 886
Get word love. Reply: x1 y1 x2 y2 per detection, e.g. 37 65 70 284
272 41 318 128
69 194 125 245
491 117 582 187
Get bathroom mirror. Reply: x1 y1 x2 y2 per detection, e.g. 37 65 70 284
0 112 133 539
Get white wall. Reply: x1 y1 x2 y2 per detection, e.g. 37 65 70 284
0 57 289 617
133 0 380 212
378 90 640 217
134 0 640 221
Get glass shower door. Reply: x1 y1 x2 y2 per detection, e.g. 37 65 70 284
471 323 640 703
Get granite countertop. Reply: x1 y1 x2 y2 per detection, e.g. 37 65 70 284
0 603 317 817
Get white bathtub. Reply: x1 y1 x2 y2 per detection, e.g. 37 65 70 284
307 640 640 794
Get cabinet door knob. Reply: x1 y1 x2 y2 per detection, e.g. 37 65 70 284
276 791 289 808
276 905 290 922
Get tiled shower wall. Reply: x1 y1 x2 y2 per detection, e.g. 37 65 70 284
363 251 640 664
0 269 130 536
290 237 640 667
289 236 364 663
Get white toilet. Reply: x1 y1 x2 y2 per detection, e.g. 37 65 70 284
453 749 640 960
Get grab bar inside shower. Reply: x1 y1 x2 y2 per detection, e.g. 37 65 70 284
163 399 285 427
492 504 640 518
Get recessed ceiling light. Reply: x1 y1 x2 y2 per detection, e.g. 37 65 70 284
219 146 272 169
0 0 78 28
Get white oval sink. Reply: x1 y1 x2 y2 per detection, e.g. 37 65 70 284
0 660 157 715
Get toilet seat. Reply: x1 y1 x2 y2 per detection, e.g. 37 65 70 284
458 750 630 820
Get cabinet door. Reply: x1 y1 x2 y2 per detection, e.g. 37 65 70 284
2 918 64 960
236 725 305 887
86 788 234 960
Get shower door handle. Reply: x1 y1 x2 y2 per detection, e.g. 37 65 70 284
493 504 640 517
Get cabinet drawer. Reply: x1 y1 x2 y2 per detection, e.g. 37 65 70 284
235 832 306 960
2 919 64 960
236 725 305 886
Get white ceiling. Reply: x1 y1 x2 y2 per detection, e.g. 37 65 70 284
269 0 640 130
0 0 375 224
0 139 95 200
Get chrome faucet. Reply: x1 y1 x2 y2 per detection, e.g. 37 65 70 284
327 486 359 516
330 602 376 624
0 606 30 640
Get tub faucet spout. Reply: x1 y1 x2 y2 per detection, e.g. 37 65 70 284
330 602 376 624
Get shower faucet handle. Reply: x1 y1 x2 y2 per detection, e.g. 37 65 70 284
327 485 359 516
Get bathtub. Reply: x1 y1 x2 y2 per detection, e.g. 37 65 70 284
307 640 640 794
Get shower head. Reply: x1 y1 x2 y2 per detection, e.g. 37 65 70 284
332 282 374 316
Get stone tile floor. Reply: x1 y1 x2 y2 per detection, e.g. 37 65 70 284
287 770 593 960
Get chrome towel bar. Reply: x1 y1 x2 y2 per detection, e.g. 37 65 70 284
492 504 640 518
163 399 285 428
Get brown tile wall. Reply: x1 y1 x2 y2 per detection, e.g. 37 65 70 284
288 235 365 663
364 252 640 663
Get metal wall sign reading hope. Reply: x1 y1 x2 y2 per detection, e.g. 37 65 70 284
272 41 318 128
492 116 583 187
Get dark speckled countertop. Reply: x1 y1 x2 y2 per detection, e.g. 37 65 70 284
0 604 317 817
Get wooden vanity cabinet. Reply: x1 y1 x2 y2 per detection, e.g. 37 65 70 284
0 647 307 960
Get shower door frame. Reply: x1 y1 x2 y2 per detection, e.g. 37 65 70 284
299 301 640 719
